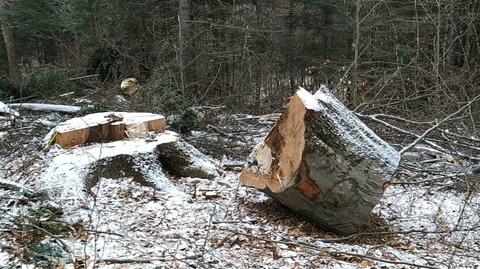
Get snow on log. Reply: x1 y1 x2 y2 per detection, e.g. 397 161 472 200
0 101 19 116
0 101 19 129
156 139 219 179
46 112 166 148
240 86 400 234
38 131 217 208
8 103 82 113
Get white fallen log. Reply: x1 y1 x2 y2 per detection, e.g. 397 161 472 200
240 86 400 234
8 103 82 113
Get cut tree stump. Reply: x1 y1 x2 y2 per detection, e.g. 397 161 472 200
240 86 400 234
48 112 166 148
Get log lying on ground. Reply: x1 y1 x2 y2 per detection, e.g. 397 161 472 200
240 86 400 234
8 103 82 113
47 112 166 148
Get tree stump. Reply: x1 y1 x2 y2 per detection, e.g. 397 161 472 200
240 86 400 234
48 112 166 148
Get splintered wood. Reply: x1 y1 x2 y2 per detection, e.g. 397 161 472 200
240 86 400 234
49 112 166 148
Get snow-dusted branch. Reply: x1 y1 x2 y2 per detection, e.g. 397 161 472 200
400 95 480 155
7 103 82 113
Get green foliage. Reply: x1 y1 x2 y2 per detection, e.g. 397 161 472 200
23 67 79 97
144 77 189 114
86 47 122 81
0 77 19 99
29 241 71 268
170 107 200 134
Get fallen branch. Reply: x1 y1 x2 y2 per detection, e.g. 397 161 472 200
8 103 82 113
0 179 33 192
400 95 480 155
220 228 439 269
357 113 480 161
207 124 246 142
97 254 200 264
68 74 99 81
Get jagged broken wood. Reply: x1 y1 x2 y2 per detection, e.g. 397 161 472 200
48 112 166 148
240 86 400 234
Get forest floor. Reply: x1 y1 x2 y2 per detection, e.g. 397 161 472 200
1 106 480 269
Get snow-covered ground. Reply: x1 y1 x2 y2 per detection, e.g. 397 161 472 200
1 112 480 268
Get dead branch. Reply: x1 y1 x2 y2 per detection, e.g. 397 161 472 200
400 95 480 155
8 103 82 113
220 228 439 269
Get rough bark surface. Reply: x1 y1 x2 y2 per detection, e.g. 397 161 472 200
240 86 400 234
0 0 20 84
156 139 218 179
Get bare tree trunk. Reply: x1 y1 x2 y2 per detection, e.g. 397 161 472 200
352 0 361 105
0 0 20 85
178 0 190 96
433 0 442 97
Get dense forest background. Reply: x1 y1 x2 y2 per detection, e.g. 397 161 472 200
0 0 479 130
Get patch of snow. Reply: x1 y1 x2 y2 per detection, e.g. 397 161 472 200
312 85 400 177
38 131 178 207
175 139 219 178
296 87 322 110
0 101 19 116
51 112 164 133
114 95 127 103
0 250 9 267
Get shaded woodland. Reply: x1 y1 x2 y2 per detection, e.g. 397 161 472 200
2 1 480 268
0 0 478 123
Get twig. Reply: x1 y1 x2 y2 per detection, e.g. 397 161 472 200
68 74 99 81
23 223 73 255
207 124 246 142
97 254 200 264
400 95 480 155
0 179 33 192
220 228 439 269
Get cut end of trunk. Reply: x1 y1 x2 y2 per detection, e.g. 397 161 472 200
241 90 310 193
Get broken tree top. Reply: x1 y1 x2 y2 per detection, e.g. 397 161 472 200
47 112 166 148
240 86 400 234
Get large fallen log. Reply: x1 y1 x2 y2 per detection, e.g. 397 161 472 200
8 103 82 113
240 86 400 234
47 112 166 148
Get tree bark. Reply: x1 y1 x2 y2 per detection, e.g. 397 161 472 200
178 0 190 95
240 86 400 234
0 0 20 84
